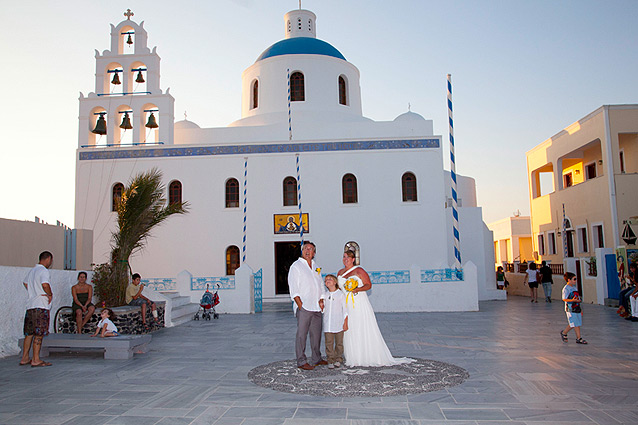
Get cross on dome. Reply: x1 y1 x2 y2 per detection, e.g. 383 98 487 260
124 9 134 20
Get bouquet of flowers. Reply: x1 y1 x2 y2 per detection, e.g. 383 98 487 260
344 277 358 307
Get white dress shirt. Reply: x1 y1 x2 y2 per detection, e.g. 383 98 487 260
288 257 324 315
322 289 348 333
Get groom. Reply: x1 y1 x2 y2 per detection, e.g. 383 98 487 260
288 241 327 370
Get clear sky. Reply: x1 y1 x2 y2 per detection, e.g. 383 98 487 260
1 0 636 228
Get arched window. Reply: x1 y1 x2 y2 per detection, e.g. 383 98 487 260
283 176 298 206
225 178 239 208
251 79 258 109
342 173 358 204
169 181 182 205
290 72 305 102
338 75 347 106
402 172 418 202
226 245 240 275
345 241 360 265
112 183 124 212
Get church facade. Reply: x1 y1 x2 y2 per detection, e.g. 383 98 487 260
75 8 501 313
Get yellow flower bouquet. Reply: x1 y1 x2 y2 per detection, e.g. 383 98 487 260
344 277 359 307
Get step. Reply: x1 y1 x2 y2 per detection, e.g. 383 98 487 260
159 291 192 309
262 299 293 313
171 303 200 326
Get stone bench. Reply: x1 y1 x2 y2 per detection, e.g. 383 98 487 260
19 333 152 360
55 303 165 334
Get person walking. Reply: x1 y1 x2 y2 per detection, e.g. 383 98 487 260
19 251 54 367
288 241 327 370
523 262 540 303
539 261 553 302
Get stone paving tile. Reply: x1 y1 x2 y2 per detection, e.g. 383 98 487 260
442 409 509 421
1 297 638 424
61 415 115 425
294 407 348 419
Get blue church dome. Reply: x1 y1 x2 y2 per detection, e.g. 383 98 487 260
257 37 346 62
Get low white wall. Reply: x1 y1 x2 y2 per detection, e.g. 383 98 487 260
176 268 254 314
0 266 91 358
368 262 479 312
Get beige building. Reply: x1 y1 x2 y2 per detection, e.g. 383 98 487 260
526 105 638 303
0 218 93 271
487 215 533 266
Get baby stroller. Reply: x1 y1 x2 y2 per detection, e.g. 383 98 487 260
194 284 220 320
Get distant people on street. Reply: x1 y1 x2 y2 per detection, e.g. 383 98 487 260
523 262 540 303
539 261 553 303
20 251 54 367
126 273 158 329
71 271 95 333
91 308 119 337
496 266 506 290
560 272 587 344
616 262 638 320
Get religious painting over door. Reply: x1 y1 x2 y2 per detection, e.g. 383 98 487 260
274 214 309 234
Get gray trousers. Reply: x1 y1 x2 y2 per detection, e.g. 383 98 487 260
296 307 322 367
542 282 552 299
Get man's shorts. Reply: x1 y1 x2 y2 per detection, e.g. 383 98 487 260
528 282 539 289
23 308 50 337
129 298 153 307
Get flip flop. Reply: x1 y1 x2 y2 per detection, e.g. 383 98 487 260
18 360 31 366
31 361 52 367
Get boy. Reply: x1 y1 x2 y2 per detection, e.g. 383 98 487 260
560 272 587 344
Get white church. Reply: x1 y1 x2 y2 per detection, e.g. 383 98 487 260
75 8 502 315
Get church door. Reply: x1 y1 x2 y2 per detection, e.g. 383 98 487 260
275 241 301 295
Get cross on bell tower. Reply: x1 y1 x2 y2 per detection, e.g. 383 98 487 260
124 9 134 20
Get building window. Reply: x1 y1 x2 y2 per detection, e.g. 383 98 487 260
592 224 604 249
620 149 625 173
290 72 305 102
345 241 360 265
112 183 124 212
538 234 545 256
342 173 358 204
577 226 588 253
283 176 297 206
225 178 239 208
251 79 258 109
169 180 182 205
226 245 240 275
548 232 557 255
402 172 417 202
338 75 347 106
585 162 596 180
563 172 573 188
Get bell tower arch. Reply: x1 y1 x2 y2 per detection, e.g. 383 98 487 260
78 9 174 147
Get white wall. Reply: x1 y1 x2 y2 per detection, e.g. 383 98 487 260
0 266 90 358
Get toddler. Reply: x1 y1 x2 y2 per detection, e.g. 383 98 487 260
91 308 119 337
321 275 348 368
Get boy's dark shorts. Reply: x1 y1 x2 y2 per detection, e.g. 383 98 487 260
528 282 539 289
23 308 50 337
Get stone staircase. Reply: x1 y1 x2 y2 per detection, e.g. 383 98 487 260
160 292 200 326
261 297 293 313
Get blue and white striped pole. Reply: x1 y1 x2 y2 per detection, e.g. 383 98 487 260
296 154 304 251
447 74 461 269
287 68 292 141
562 203 568 259
242 157 248 263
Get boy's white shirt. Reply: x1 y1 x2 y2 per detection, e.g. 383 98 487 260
322 289 348 333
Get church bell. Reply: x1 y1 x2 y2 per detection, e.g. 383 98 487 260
126 33 133 45
92 114 107 135
135 70 145 83
119 112 132 130
111 72 121 85
145 112 159 128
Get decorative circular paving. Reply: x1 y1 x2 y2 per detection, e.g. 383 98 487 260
248 358 469 397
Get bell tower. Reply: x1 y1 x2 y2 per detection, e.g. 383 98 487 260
78 9 174 148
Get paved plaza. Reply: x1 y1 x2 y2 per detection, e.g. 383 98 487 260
0 296 637 425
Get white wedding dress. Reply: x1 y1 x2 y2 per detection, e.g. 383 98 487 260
338 266 414 367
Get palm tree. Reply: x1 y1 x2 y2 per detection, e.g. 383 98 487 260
98 168 189 306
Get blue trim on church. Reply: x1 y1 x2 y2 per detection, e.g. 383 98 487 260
79 138 440 161
257 37 346 61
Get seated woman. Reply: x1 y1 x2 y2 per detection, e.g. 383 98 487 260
618 263 637 318
71 271 95 333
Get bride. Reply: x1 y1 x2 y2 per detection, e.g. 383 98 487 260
338 250 413 367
